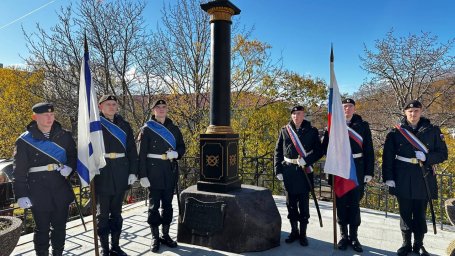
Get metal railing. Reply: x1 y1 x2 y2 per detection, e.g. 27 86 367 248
1 156 454 234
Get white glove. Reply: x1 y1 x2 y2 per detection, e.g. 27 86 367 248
276 174 283 181
297 157 306 167
140 177 150 188
57 165 72 177
364 175 372 183
167 150 178 160
415 151 426 162
18 197 32 209
385 180 395 188
128 174 137 185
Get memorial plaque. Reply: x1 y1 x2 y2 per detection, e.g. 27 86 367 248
182 197 226 236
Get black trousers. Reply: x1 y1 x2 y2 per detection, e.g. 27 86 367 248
397 197 428 234
336 185 363 226
285 192 310 224
31 207 69 253
96 192 125 236
147 188 174 227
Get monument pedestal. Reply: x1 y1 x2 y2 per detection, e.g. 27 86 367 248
198 133 241 193
177 185 281 253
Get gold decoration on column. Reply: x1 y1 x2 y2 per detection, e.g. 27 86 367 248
206 125 234 134
207 6 235 22
229 154 237 166
206 155 220 167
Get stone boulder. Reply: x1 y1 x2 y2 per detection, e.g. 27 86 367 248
445 198 455 256
177 184 281 253
446 198 455 226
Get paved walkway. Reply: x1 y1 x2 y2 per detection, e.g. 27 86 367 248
12 195 455 256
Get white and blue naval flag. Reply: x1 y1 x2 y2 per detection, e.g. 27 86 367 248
77 37 106 187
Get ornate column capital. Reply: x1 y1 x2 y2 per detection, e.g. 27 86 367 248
206 6 235 22
201 0 240 23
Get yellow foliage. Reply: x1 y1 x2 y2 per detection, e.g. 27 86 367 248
0 68 43 158
439 128 455 175
231 96 289 157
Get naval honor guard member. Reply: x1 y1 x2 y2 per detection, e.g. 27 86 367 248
138 99 186 253
13 102 76 256
96 95 139 256
274 105 323 247
322 98 375 252
382 100 448 256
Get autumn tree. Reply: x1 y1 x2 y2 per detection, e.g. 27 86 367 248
148 0 210 155
0 68 43 157
231 72 327 158
150 2 282 138
20 0 328 158
355 32 455 215
232 100 288 158
23 0 154 132
438 129 455 208
359 30 455 126
150 0 329 155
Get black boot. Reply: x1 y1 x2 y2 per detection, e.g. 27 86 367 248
349 225 363 252
99 235 110 256
160 224 178 248
150 226 160 253
337 224 349 250
36 251 50 256
413 233 430 256
397 231 412 256
110 232 127 256
285 220 299 243
299 222 308 247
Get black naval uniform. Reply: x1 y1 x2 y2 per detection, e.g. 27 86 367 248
322 113 375 251
274 120 323 246
13 121 76 256
95 113 138 256
138 116 185 250
382 116 447 255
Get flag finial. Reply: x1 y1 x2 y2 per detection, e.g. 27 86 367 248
84 32 88 53
330 43 334 63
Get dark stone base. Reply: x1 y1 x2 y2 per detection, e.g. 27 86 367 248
445 198 455 226
0 216 22 256
177 184 281 253
197 178 241 193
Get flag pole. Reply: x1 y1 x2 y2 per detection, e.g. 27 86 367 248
90 180 100 256
330 44 337 250
332 177 337 249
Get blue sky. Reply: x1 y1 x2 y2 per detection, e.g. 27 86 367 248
1 0 454 94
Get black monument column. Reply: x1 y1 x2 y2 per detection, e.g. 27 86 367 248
197 0 241 192
177 1 281 252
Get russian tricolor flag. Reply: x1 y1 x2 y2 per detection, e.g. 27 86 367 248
323 46 358 197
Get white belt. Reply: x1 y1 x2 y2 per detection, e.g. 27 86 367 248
147 153 169 160
29 164 60 173
104 153 125 159
283 150 313 165
395 155 419 164
352 153 363 159
284 157 299 165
